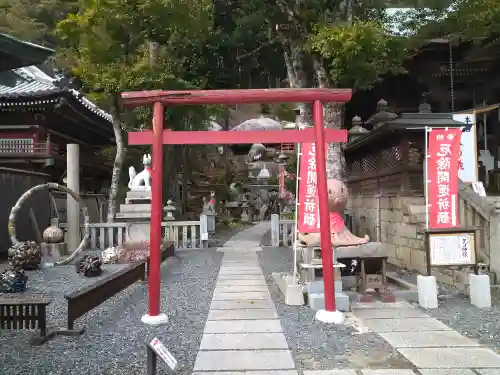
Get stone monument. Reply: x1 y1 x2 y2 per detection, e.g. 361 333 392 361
40 218 69 260
117 154 168 241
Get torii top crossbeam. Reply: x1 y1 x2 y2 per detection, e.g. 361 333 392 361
122 87 352 325
121 88 352 106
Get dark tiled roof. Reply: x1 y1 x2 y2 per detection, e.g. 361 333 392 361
0 66 112 122
0 33 54 71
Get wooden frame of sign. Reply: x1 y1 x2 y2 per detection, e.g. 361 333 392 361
424 227 479 276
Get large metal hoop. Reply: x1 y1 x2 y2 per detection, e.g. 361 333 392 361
8 182 90 266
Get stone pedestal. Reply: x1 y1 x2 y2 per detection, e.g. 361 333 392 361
417 275 438 309
117 190 166 242
469 274 491 308
41 242 68 259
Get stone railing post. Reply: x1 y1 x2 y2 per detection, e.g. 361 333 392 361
200 214 208 248
271 214 280 247
488 202 500 282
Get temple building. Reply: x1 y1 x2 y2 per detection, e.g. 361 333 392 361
0 33 115 193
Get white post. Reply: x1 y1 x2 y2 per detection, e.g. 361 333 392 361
271 214 280 247
200 214 208 248
469 273 491 308
425 126 430 230
66 144 80 251
292 142 302 282
421 127 438 308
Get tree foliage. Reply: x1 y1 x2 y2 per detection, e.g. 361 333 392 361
307 21 408 90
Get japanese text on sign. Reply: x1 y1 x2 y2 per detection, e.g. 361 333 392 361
297 143 320 233
149 337 178 371
427 128 461 229
428 233 475 266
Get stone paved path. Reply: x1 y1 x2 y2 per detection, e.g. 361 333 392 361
192 224 500 375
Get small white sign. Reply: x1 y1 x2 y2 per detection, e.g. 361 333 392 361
149 337 177 371
472 181 486 197
453 114 478 183
429 232 475 266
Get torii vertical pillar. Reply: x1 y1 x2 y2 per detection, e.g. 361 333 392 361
141 102 168 326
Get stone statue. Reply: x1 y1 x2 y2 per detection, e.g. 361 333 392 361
128 154 152 191
248 143 266 162
298 179 369 247
249 189 274 221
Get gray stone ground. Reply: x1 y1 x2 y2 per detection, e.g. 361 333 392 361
259 246 414 371
0 250 223 375
389 266 500 352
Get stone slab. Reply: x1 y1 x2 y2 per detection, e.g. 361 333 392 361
218 275 266 280
221 264 261 267
219 270 263 275
212 291 270 300
220 266 262 271
215 285 269 293
192 372 298 375
217 279 267 286
351 301 413 309
360 371 416 375
204 319 282 333
208 309 277 320
308 293 350 312
353 308 430 319
303 371 358 375
419 370 476 375
476 370 500 375
379 330 480 348
200 333 288 350
398 347 500 368
193 350 295 371
363 318 452 333
210 300 275 310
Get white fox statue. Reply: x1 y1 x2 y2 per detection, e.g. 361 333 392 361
128 154 152 191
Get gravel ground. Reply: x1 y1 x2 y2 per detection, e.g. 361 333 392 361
258 246 414 371
0 248 223 375
389 265 500 352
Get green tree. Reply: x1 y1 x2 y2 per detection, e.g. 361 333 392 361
218 0 411 179
55 0 213 221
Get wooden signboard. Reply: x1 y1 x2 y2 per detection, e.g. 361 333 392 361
425 228 478 275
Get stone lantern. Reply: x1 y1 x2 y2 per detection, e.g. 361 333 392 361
348 115 368 142
365 99 398 130
240 195 251 222
165 199 176 221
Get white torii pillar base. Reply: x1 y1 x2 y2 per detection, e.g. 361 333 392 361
469 274 491 308
417 275 438 309
315 309 345 324
141 313 169 326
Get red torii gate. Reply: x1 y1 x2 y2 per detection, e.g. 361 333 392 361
123 88 351 324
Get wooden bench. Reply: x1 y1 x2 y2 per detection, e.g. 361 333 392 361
0 297 52 346
41 260 147 343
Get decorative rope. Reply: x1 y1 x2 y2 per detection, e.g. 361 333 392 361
8 182 90 266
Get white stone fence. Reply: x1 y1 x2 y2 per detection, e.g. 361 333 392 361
59 215 209 250
270 214 295 247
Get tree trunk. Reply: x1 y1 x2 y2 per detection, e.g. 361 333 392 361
106 95 126 223
313 56 345 181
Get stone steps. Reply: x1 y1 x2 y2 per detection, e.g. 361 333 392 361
192 224 295 373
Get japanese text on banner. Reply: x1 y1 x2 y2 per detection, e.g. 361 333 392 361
427 128 461 229
297 143 320 233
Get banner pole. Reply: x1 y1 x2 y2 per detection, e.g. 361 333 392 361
292 142 301 283
425 126 430 230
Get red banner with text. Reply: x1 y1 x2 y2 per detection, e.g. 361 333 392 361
427 128 462 229
297 143 320 233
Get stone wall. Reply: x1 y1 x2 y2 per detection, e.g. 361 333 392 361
346 195 474 291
